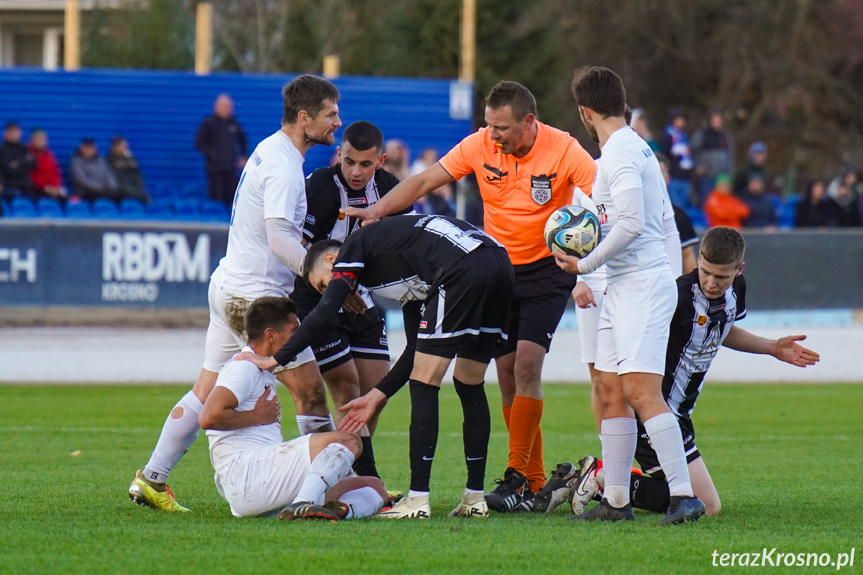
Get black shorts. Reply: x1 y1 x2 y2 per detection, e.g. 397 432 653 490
634 415 701 480
415 246 514 364
293 278 390 373
494 256 577 357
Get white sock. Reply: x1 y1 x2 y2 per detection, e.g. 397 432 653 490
407 490 429 500
293 443 355 505
465 488 484 496
338 486 384 519
643 412 693 497
296 414 336 435
143 391 203 483
600 418 637 508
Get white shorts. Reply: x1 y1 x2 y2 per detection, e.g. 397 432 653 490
575 288 605 364
202 274 316 373
595 270 676 376
212 434 312 518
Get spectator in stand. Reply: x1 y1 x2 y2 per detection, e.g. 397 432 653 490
28 128 67 200
827 167 862 227
660 108 694 208
733 141 768 196
69 138 120 201
382 139 411 182
741 174 777 228
691 109 734 207
0 121 37 200
704 173 749 228
795 180 841 228
107 136 150 204
629 108 660 154
411 147 456 217
195 94 248 206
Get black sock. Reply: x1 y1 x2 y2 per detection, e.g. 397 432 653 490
453 377 490 491
352 435 379 478
409 380 440 493
630 472 671 513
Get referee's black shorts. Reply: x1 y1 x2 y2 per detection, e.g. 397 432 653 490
634 415 701 479
494 255 577 357
415 246 514 364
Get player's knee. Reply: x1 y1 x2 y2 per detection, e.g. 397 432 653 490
513 356 543 388
323 372 360 406
331 431 362 457
706 500 721 516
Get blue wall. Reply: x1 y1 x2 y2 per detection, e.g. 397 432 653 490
0 69 472 192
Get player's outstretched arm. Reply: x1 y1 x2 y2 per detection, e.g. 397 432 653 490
722 326 820 367
337 388 387 433
342 163 454 224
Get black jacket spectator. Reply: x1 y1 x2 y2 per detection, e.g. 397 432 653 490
0 122 37 196
107 137 150 203
194 111 247 172
795 181 841 228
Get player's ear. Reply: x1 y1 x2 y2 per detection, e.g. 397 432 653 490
336 146 342 162
736 261 745 276
375 152 387 170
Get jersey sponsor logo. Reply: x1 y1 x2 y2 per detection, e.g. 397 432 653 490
331 270 358 288
708 302 726 313
530 174 557 206
305 214 316 225
348 196 367 206
250 152 262 166
419 320 428 329
641 148 654 158
380 337 388 346
696 314 707 326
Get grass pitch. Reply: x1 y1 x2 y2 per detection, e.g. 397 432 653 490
0 383 860 574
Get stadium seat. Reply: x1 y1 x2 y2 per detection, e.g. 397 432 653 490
152 183 180 205
146 201 174 221
200 200 228 222
119 198 147 220
180 182 207 199
36 197 64 218
91 198 120 219
778 195 801 228
685 207 708 229
174 199 201 221
9 197 37 218
65 201 92 219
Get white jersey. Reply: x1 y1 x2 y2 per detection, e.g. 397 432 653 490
572 180 608 292
217 131 307 297
206 347 282 466
592 127 670 281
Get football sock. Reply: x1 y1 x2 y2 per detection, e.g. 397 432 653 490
296 414 336 436
507 396 543 481
352 435 379 478
294 442 355 506
642 413 693 497
143 391 203 484
453 377 490 491
600 417 638 508
630 472 671 513
337 486 384 519
501 405 545 492
408 380 440 493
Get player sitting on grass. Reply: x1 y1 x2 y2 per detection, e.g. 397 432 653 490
199 296 387 521
539 226 820 518
238 214 514 519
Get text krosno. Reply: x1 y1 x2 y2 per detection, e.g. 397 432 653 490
712 548 855 570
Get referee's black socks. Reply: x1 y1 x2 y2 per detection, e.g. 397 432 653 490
408 380 440 493
453 377 490 492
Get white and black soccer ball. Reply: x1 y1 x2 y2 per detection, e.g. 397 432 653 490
544 205 601 258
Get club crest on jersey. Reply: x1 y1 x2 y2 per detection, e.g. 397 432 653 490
419 321 428 329
696 315 708 326
338 212 346 220
530 174 556 206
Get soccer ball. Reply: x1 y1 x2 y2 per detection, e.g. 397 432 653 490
544 206 601 258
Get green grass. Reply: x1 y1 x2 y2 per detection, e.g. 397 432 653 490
1 383 861 574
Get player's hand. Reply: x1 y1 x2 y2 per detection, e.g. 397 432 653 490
337 389 386 433
235 351 279 372
553 252 582 275
252 387 281 425
571 281 597 308
772 335 820 367
342 291 368 314
341 206 380 226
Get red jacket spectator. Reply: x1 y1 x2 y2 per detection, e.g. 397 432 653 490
704 174 750 228
28 129 66 199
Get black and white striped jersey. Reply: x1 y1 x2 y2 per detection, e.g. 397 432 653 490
663 269 746 418
333 215 502 303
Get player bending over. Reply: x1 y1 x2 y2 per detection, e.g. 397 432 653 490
199 296 387 521
238 215 514 519
543 226 819 517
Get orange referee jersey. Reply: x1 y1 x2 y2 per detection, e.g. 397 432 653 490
439 121 597 265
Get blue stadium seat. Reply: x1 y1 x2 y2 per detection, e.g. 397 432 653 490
119 198 147 220
686 207 708 229
200 200 228 222
0 199 9 216
180 182 207 199
768 194 783 212
91 198 120 219
36 197 64 218
152 183 180 205
65 201 92 219
778 195 801 228
174 199 201 221
9 197 37 218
